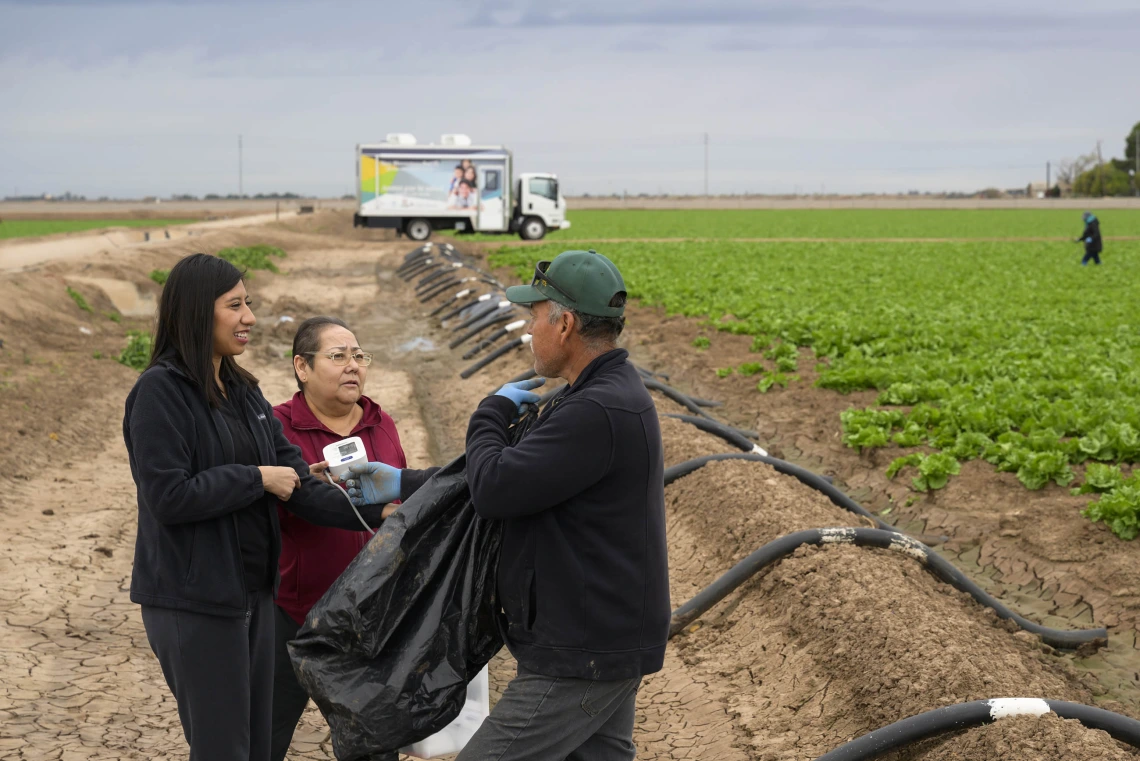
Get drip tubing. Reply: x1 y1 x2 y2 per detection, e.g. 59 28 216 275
460 337 525 379
437 294 488 322
449 310 517 350
492 368 538 394
450 301 502 330
668 527 1107 650
665 453 888 529
418 277 461 302
642 377 758 437
634 365 671 382
400 260 440 281
813 698 1140 760
663 414 765 455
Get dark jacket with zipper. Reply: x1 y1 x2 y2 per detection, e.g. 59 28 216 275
123 356 389 618
465 348 670 681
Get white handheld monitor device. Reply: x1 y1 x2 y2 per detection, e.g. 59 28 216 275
322 436 368 480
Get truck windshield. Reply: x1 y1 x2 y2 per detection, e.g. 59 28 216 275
528 177 558 201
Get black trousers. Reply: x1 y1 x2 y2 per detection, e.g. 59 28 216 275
141 589 275 761
270 605 310 761
271 604 397 761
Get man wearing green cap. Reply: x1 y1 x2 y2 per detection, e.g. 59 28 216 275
458 250 669 760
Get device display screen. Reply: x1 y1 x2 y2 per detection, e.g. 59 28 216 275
338 441 358 457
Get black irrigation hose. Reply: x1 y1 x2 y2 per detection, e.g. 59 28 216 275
688 395 724 408
642 377 760 439
463 326 511 359
419 278 463 303
416 266 458 290
437 294 488 322
663 414 763 455
399 261 434 281
666 453 880 526
668 528 1107 649
634 365 670 382
491 368 538 394
449 311 517 350
642 377 716 420
460 337 525 379
813 698 1140 760
450 301 503 330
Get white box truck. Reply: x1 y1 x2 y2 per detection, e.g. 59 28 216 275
353 134 571 241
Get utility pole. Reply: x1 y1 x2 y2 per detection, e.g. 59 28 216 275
703 132 709 197
1046 161 1050 192
239 134 244 198
1097 139 1104 197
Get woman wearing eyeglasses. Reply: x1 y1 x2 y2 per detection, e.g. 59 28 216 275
270 316 436 761
124 256 395 761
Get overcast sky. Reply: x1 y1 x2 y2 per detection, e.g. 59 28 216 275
2 0 1138 198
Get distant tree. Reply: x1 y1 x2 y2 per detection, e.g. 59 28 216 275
1056 152 1098 186
1126 120 1140 168
1073 163 1132 196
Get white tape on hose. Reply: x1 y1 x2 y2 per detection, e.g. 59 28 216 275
987 698 1051 720
521 335 533 345
455 288 471 298
505 319 527 332
750 444 768 456
477 294 492 302
498 300 511 309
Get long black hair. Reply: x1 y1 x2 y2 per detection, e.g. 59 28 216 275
147 253 259 407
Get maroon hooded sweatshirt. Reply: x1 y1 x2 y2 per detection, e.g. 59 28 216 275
272 392 408 625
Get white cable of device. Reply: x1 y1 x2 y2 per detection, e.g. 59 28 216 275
323 471 376 536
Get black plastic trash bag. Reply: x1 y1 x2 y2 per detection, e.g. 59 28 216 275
287 453 504 760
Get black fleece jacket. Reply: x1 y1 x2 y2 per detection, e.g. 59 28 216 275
465 348 670 681
124 357 388 617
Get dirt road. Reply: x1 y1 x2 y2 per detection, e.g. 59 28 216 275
1 214 1136 760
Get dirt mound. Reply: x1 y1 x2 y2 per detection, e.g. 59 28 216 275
659 415 734 466
915 713 1136 760
665 459 870 568
673 544 1103 760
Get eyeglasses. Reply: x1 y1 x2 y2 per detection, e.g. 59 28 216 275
532 261 575 303
303 350 374 367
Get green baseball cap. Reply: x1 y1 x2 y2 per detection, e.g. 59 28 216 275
505 249 627 318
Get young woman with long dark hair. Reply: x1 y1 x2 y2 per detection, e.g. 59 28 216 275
123 253 391 761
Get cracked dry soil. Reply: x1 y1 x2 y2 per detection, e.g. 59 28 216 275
0 212 1136 760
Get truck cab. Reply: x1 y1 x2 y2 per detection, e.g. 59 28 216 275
514 173 570 240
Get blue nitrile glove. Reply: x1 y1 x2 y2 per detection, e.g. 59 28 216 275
1086 237 1093 243
341 462 402 506
494 377 546 412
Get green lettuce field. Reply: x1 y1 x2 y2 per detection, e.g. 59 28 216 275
491 212 1140 538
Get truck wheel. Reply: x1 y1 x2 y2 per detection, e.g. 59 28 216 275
520 217 546 241
405 218 432 241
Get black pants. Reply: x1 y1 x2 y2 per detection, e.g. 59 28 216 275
1083 249 1102 265
271 605 398 761
141 589 275 761
271 605 309 761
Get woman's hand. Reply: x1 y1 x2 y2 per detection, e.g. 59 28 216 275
259 466 302 501
309 461 330 478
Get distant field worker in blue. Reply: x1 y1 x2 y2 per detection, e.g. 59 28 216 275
1076 211 1103 265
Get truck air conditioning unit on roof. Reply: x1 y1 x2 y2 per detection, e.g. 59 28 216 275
441 134 473 147
385 133 417 146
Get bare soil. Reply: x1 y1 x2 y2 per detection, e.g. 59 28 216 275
1 212 1136 760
